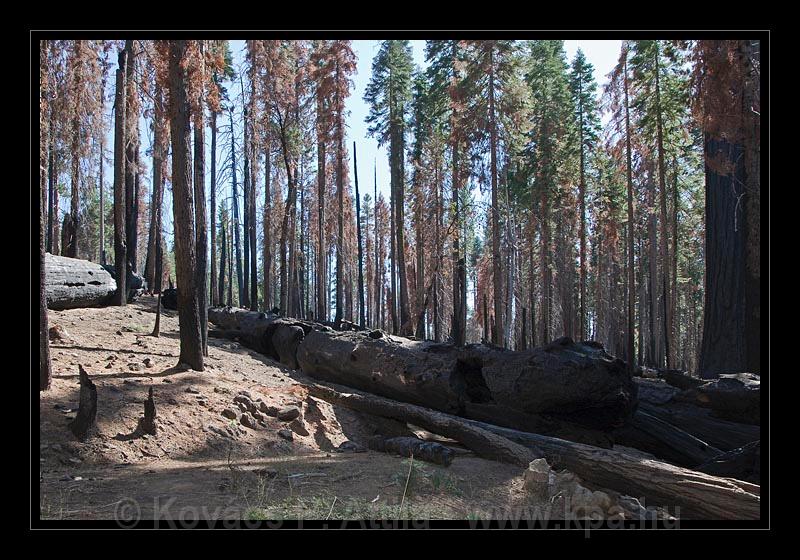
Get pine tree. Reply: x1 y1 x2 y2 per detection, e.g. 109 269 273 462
569 49 600 341
364 40 414 335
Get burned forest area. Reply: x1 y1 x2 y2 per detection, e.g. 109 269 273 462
35 36 765 529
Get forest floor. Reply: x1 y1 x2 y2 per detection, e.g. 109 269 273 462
39 296 536 523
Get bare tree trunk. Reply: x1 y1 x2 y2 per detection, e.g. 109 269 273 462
47 107 56 255
488 46 503 347
40 45 52 391
112 46 128 307
374 162 381 329
264 142 273 311
334 87 345 323
316 104 327 321
168 39 204 371
99 71 107 265
210 109 218 306
124 40 137 276
654 44 673 369
248 123 258 312
193 40 208 357
624 54 636 375
219 218 227 307
229 108 244 306
144 81 165 291
152 222 163 337
354 142 365 328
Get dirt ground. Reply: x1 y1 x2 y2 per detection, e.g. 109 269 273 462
39 296 536 522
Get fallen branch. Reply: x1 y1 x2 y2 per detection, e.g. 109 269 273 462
305 382 538 467
462 417 760 520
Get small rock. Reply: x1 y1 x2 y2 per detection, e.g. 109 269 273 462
143 358 153 368
288 418 309 436
252 410 264 422
277 406 301 422
240 412 257 430
185 386 201 394
238 390 254 400
336 441 366 453
116 330 123 336
162 378 172 383
523 458 553 502
128 363 141 371
106 355 118 361
259 402 279 417
233 394 256 412
277 428 294 441
105 363 113 369
168 398 179 405
48 324 72 342
221 408 240 420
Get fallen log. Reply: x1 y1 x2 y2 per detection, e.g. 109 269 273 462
634 378 760 451
207 307 314 370
461 417 760 520
305 382 539 467
68 365 97 441
613 410 723 468
658 369 705 390
367 436 456 467
639 401 759 452
208 308 635 446
298 331 636 433
697 441 760 484
45 253 116 310
676 373 760 425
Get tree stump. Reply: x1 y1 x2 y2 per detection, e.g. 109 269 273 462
68 365 97 441
137 386 157 436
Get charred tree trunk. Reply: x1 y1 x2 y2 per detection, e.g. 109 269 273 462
218 218 227 308
210 109 219 306
112 46 128 306
144 81 165 292
168 40 204 371
193 41 208 357
229 108 244 306
264 142 273 311
40 59 52 390
69 366 98 440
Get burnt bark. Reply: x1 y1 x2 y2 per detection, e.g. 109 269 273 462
168 40 204 371
112 46 128 306
69 365 98 441
466 416 760 520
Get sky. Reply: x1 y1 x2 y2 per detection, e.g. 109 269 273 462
83 39 622 250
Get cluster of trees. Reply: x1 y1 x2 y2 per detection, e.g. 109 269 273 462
38 38 760 390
